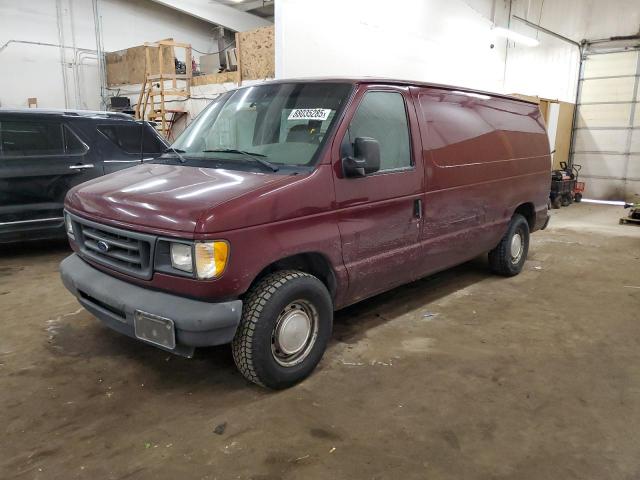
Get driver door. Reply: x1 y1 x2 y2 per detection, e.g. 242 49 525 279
331 85 425 303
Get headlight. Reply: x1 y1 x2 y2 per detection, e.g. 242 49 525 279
65 213 74 238
170 243 193 272
194 241 229 279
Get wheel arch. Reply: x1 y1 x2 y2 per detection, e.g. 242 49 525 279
250 252 338 301
514 202 536 230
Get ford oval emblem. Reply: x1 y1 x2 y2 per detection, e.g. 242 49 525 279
96 240 110 253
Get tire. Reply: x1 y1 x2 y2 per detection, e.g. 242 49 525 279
232 270 333 389
561 196 571 207
574 193 582 203
551 196 562 209
488 214 530 277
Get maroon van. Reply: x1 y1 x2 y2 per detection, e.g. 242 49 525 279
60 79 550 389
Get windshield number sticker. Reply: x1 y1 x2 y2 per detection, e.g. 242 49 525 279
288 108 332 121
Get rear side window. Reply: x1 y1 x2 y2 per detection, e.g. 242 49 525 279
0 120 64 157
345 91 412 171
63 125 88 154
98 124 142 154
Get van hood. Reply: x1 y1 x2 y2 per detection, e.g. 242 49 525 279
66 163 296 234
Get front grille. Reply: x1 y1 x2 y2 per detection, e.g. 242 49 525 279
68 213 156 280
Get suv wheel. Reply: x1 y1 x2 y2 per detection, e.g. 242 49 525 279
488 214 530 277
232 270 333 389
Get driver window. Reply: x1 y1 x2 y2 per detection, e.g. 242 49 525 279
345 91 411 171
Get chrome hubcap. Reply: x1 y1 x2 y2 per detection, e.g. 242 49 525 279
510 232 524 263
272 301 318 367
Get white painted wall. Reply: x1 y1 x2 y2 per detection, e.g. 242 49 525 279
0 0 220 110
276 0 511 94
504 0 640 102
276 0 640 103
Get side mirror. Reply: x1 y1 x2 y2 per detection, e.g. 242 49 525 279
342 137 381 177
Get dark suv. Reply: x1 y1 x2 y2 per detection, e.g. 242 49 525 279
0 109 167 243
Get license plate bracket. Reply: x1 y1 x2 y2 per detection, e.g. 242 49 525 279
134 310 176 350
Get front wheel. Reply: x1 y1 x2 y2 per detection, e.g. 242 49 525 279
488 214 530 277
232 270 333 389
574 192 583 203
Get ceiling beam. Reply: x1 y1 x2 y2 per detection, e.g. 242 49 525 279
149 0 271 32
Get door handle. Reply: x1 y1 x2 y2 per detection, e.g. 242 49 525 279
69 164 94 170
414 199 423 219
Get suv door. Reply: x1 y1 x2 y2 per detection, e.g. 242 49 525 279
97 122 167 174
0 116 99 238
331 86 425 302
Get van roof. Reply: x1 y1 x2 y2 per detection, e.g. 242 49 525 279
260 77 539 105
0 108 134 120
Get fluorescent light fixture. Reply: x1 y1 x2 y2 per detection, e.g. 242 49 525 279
493 27 539 47
581 198 626 206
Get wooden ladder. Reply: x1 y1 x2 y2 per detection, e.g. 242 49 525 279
135 39 192 138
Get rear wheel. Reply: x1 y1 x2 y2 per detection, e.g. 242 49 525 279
232 270 333 389
574 192 583 203
488 214 530 277
551 196 562 209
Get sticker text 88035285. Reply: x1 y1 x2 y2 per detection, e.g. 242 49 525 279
287 108 332 121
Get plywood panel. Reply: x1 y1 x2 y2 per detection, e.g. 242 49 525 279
237 25 274 80
509 93 540 104
191 71 240 86
538 99 550 123
106 43 175 86
553 101 574 169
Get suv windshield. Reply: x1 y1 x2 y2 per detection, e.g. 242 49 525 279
167 82 353 169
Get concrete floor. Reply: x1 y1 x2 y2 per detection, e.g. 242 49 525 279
1 204 639 480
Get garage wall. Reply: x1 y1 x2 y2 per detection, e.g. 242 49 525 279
275 0 511 94
504 0 640 103
0 0 218 110
276 0 640 103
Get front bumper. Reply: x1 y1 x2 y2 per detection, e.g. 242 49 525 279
60 253 243 357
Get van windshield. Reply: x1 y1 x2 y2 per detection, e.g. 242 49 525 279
168 82 353 169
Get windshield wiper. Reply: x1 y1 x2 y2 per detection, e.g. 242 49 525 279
202 149 279 172
161 146 188 163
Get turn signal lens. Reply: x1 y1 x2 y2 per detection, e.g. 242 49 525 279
195 241 229 279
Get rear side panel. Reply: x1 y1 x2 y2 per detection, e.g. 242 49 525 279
414 87 550 275
0 115 100 242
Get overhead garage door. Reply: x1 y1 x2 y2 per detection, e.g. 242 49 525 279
572 49 640 201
